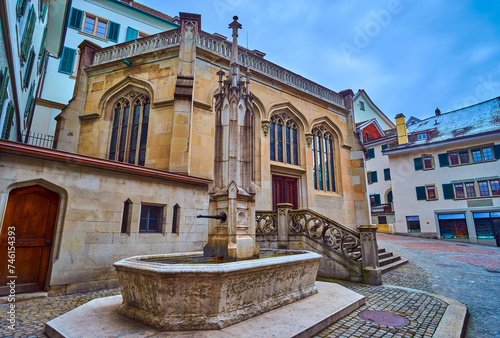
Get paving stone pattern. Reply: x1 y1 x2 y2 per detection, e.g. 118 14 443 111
377 234 500 338
315 279 447 338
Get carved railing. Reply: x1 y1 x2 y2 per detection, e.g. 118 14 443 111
197 31 345 108
256 210 278 235
92 28 181 66
288 209 362 261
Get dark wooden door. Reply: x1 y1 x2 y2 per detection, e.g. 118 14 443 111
0 186 59 295
272 175 298 209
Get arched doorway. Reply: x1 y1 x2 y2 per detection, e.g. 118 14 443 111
0 186 59 295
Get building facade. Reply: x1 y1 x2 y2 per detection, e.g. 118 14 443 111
32 0 178 146
0 0 69 144
0 13 371 295
386 99 500 247
352 90 397 232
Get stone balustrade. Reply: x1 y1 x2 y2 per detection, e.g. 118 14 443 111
197 31 346 108
92 29 181 66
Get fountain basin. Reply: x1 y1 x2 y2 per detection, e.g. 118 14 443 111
113 249 321 331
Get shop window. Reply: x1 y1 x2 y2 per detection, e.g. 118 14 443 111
270 113 299 166
312 126 336 192
438 213 468 239
139 205 163 233
406 216 421 232
108 92 150 166
473 212 499 239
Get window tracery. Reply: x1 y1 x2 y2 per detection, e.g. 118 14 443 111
108 91 150 166
270 113 298 165
312 126 336 192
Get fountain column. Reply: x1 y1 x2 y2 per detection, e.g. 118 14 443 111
203 16 259 260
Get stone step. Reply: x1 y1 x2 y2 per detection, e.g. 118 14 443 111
379 255 402 267
380 258 409 273
378 251 393 260
378 248 386 254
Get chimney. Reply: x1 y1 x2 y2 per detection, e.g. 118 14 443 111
395 113 408 145
435 107 441 116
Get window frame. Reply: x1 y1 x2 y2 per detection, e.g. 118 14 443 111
425 184 438 200
139 204 164 233
312 125 336 192
423 155 434 170
448 145 496 166
417 133 427 140
406 216 421 233
359 101 365 111
270 112 299 166
82 13 109 39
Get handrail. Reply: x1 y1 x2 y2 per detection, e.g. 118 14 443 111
255 210 277 234
288 209 362 261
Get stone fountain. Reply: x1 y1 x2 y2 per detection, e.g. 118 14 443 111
112 16 321 331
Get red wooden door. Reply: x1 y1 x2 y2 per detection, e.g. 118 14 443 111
272 175 298 209
0 186 59 295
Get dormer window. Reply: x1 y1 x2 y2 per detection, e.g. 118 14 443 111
417 133 427 140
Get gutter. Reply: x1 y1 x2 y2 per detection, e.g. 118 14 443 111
383 130 500 155
103 0 179 28
0 0 22 142
0 140 212 186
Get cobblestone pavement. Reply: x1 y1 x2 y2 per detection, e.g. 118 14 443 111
1 234 489 337
315 279 447 338
377 233 500 338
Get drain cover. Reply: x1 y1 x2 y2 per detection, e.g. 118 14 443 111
358 310 410 327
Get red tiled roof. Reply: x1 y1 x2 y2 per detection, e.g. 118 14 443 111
131 1 174 22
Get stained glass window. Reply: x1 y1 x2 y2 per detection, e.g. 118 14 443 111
270 113 298 165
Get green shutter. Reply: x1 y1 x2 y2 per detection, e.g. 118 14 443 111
107 21 120 42
20 6 36 62
438 153 449 167
381 144 388 151
414 157 423 170
23 49 35 88
68 8 83 30
40 0 49 22
416 186 427 200
0 68 9 113
384 168 391 181
371 171 378 183
2 101 15 139
493 144 500 160
374 194 381 205
59 47 76 74
16 0 27 19
442 184 455 200
126 27 138 41
367 148 375 159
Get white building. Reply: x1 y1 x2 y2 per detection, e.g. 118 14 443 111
0 0 69 143
32 0 177 145
386 98 500 247
352 90 397 232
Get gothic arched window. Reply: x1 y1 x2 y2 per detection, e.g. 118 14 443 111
270 113 298 165
108 92 150 166
312 126 336 192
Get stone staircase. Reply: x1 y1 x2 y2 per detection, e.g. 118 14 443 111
378 248 408 273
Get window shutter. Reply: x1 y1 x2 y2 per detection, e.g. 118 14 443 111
414 157 423 170
442 183 455 200
16 0 27 19
416 186 427 200
493 144 500 160
126 27 138 41
374 194 381 205
384 168 391 181
107 21 120 42
68 8 83 29
367 148 375 159
2 101 15 139
371 171 378 183
381 144 388 151
58 47 76 74
23 49 35 88
438 153 449 167
0 68 9 112
20 6 36 62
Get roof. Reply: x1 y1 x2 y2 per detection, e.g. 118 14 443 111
392 97 500 150
352 90 396 129
131 1 174 22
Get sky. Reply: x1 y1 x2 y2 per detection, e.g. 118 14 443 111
143 0 500 121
